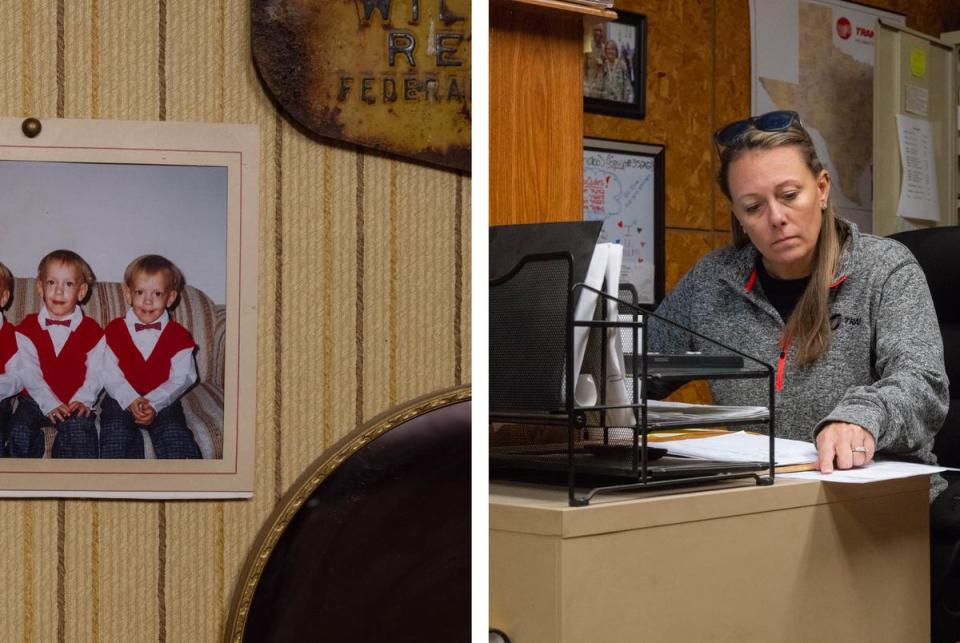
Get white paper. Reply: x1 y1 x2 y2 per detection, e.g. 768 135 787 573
643 402 769 427
781 460 950 483
568 243 636 425
904 84 929 117
654 431 950 483
645 401 769 421
895 114 941 221
586 402 768 441
575 374 598 406
655 430 810 464
570 242 610 384
601 244 635 426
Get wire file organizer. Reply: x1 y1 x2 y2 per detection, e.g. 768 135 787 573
489 252 777 506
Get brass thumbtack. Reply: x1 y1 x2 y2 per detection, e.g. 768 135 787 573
21 117 42 138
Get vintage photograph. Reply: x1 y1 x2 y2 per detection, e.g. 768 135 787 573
0 117 258 496
583 11 647 119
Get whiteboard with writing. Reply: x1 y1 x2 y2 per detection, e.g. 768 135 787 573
583 139 664 304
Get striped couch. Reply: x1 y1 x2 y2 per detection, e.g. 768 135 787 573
7 277 225 459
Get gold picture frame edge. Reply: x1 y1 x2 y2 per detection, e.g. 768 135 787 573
223 383 472 642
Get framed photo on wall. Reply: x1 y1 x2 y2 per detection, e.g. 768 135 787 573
583 138 664 305
0 117 259 498
583 11 647 120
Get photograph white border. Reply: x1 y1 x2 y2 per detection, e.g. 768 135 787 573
0 117 258 497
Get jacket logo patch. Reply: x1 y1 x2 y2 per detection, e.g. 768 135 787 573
830 313 862 330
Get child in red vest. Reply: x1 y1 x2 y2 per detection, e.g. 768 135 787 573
100 255 201 459
11 250 103 458
0 262 21 456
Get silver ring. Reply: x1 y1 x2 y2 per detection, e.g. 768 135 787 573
852 446 867 454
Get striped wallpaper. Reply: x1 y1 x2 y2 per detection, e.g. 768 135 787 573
0 1 470 641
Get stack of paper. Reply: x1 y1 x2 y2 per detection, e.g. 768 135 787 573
655 431 810 464
586 402 768 443
643 400 769 427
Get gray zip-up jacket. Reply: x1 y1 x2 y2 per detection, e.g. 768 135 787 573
649 221 948 486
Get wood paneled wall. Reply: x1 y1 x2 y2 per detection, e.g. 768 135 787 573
586 0 958 295
490 1 586 223
0 2 469 641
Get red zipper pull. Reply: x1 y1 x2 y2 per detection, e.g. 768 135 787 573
776 350 787 392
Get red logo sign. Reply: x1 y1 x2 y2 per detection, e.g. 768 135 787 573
836 17 852 39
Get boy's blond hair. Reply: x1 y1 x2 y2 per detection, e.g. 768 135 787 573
37 250 96 286
124 255 185 294
0 261 13 294
0 261 13 309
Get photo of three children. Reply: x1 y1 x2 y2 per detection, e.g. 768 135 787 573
0 250 202 460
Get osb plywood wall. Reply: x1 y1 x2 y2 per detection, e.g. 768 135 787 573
586 0 958 402
0 2 470 642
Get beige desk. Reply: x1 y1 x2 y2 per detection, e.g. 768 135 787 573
490 476 930 643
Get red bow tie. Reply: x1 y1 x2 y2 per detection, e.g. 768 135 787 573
45 318 71 327
135 322 162 332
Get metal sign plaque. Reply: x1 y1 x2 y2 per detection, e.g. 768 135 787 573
252 0 471 171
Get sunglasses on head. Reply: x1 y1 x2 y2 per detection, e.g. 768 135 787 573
713 111 803 148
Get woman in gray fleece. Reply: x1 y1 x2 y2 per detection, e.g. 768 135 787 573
649 111 948 491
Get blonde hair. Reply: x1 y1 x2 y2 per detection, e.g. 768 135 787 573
124 254 185 294
37 250 96 287
0 261 12 309
717 125 846 367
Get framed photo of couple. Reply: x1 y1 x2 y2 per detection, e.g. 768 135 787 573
583 11 647 120
0 117 258 497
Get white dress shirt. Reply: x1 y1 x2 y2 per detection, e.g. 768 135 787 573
15 305 104 414
101 309 198 413
0 316 20 400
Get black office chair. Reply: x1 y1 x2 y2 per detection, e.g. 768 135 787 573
226 388 471 642
889 226 960 643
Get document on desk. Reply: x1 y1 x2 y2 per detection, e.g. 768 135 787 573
779 461 951 483
654 430 952 482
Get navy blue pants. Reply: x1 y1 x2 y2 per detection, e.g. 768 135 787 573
9 395 99 458
99 395 201 459
0 396 13 457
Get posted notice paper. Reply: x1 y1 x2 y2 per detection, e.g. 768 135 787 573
895 114 940 221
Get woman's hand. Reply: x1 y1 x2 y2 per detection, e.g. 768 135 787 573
815 422 876 472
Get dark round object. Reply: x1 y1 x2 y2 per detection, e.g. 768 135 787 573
227 387 471 643
21 117 41 138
